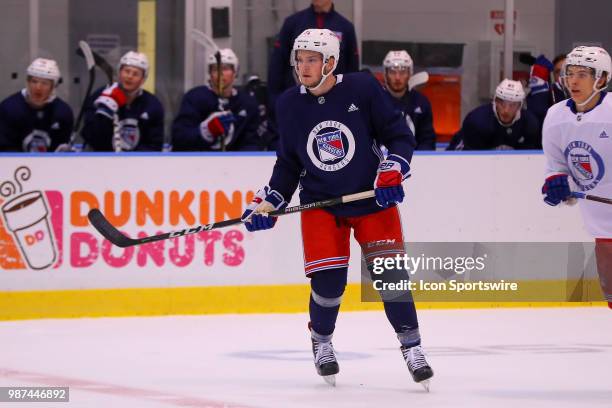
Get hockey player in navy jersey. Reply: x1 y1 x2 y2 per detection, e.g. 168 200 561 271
541 46 612 309
267 0 359 111
449 79 540 150
0 58 73 152
526 54 568 129
241 29 433 389
172 48 261 151
382 50 436 150
81 51 164 152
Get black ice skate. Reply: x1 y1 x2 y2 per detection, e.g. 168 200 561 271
311 337 339 386
400 344 433 391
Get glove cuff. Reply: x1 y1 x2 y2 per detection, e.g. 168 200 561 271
262 186 287 210
384 154 411 180
199 120 215 143
95 95 119 119
545 173 568 183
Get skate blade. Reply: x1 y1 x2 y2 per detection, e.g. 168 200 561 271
323 375 336 386
419 379 430 392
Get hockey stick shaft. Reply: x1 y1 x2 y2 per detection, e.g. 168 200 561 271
571 192 612 205
408 71 429 91
88 190 375 248
73 41 95 133
215 50 226 152
73 43 115 151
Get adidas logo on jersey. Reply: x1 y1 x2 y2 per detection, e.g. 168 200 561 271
600 130 609 138
414 107 422 114
348 103 359 112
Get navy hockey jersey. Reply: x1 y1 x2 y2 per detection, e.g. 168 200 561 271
270 72 416 217
526 83 567 130
81 85 164 151
0 90 73 152
267 4 359 109
385 89 436 150
172 86 261 151
453 103 541 150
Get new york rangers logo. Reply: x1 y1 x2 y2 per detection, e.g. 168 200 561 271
564 141 605 191
316 130 345 162
118 118 141 151
307 121 355 171
571 154 593 180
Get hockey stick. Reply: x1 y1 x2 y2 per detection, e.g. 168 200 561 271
88 190 376 248
214 49 226 152
191 28 228 151
408 71 429 91
571 192 612 205
77 47 114 84
72 44 118 151
77 49 122 153
66 41 96 152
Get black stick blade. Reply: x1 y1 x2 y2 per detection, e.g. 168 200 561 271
87 209 135 248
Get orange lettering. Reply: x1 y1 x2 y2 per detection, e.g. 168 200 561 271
136 191 164 226
104 191 131 227
70 191 99 227
245 190 255 204
169 191 195 226
199 191 210 224
215 191 242 222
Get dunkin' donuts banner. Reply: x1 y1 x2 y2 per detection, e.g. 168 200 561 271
0 154 592 292
0 155 312 291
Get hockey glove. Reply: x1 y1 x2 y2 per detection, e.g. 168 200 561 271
532 55 553 81
200 111 235 143
542 174 571 206
529 55 553 95
374 154 410 208
94 83 127 119
241 186 287 232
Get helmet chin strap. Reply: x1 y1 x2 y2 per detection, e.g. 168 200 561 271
575 81 605 108
298 59 335 92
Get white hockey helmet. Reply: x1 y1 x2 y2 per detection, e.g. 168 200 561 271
27 58 61 86
493 79 524 127
383 50 414 74
494 79 526 102
564 46 611 86
206 48 239 73
291 29 340 90
118 51 149 79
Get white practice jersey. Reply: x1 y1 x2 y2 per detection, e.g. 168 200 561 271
542 92 612 238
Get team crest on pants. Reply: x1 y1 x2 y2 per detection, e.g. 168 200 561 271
564 141 605 191
307 120 355 171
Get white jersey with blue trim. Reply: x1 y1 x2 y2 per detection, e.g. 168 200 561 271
542 92 612 237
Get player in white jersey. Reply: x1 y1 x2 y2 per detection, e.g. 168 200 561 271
541 45 612 309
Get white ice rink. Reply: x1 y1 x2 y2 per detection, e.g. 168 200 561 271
1 307 610 408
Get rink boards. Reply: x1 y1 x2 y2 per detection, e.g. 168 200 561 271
0 152 604 319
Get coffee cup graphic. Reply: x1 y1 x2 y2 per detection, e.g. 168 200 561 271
1 190 57 270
